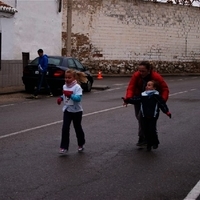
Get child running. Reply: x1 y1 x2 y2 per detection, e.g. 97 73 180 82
57 69 87 154
123 80 171 151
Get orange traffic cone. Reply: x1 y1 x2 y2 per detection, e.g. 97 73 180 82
97 71 103 79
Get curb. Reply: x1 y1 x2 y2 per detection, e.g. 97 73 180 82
0 86 25 95
0 90 25 95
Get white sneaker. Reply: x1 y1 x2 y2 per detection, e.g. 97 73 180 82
59 148 68 154
32 95 38 99
78 146 84 152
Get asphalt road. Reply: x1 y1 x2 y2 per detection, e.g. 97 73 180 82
0 76 200 200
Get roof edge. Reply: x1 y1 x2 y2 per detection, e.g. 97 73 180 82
0 1 17 14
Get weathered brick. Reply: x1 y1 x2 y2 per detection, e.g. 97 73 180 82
62 0 200 74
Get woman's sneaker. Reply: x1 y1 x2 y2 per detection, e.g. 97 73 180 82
59 148 68 154
78 146 84 152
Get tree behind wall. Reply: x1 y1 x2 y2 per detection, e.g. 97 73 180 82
144 0 200 6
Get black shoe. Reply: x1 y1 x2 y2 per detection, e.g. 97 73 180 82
136 137 147 146
147 145 152 152
153 144 158 149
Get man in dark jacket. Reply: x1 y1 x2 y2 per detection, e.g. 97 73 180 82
123 61 169 146
33 49 53 98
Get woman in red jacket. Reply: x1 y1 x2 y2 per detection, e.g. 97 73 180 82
123 61 169 146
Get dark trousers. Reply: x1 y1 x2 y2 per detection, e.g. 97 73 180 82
134 104 143 137
34 72 51 96
60 111 85 150
141 117 160 146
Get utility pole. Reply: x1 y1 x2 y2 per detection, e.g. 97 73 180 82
66 0 72 56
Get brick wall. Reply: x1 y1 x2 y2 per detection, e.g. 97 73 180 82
62 0 200 74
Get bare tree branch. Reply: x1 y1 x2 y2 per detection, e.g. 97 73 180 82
147 0 200 6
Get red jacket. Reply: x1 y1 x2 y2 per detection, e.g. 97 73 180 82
125 71 169 102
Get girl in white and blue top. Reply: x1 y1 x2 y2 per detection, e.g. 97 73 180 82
57 69 87 154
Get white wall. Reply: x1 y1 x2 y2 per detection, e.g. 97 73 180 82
69 0 200 62
2 0 62 60
1 17 15 59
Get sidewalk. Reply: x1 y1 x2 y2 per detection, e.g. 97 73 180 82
0 85 25 95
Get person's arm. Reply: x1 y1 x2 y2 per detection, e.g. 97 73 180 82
41 56 48 72
122 96 141 104
62 90 82 102
153 73 169 102
159 80 169 102
38 57 43 71
125 72 138 99
70 86 82 102
154 95 171 118
57 95 63 105
71 94 82 102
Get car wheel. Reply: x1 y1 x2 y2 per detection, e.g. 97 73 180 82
25 84 35 93
84 80 92 92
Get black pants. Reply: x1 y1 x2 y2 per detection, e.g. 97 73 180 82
60 110 85 150
141 117 160 147
134 104 143 137
34 72 51 96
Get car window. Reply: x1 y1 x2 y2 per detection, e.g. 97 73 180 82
67 58 77 69
29 57 62 66
48 57 62 65
73 59 85 71
62 58 68 67
30 57 39 65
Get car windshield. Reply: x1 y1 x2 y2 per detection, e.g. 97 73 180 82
30 57 62 65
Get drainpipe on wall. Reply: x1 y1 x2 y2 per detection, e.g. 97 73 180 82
66 0 72 56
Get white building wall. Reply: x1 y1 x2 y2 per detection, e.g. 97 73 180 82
2 0 62 60
1 17 15 59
